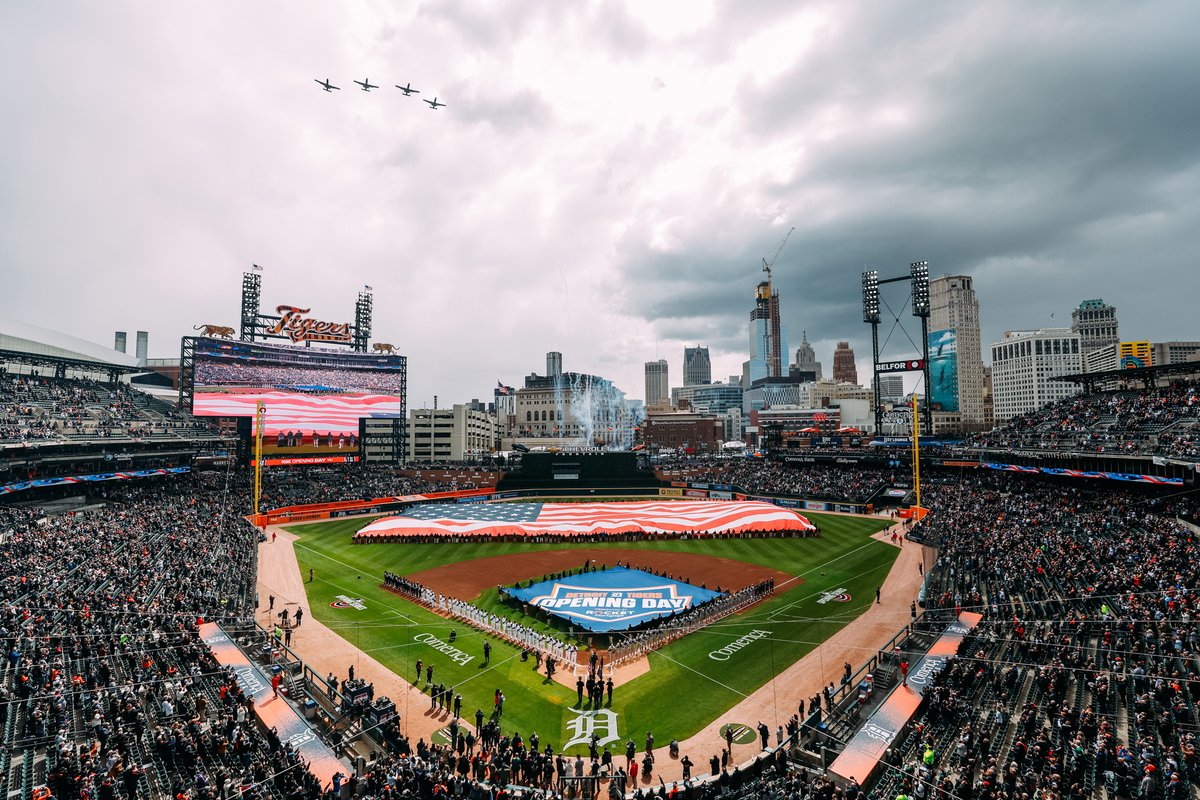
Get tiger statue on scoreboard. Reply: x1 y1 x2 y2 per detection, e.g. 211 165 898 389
194 324 236 339
372 342 396 354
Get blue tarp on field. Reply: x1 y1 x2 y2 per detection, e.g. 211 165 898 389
503 566 724 633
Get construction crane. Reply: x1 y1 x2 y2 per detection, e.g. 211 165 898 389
761 225 795 283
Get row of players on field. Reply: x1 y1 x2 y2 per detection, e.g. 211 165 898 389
274 429 358 448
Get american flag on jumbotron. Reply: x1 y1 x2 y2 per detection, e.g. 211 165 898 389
193 389 403 435
355 500 815 539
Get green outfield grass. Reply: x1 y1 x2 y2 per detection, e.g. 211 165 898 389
286 512 895 752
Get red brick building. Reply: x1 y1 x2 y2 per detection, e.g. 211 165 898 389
642 411 722 454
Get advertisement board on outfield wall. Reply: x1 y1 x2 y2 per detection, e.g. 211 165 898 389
659 487 684 497
0 467 191 496
803 501 829 511
709 490 733 500
983 462 1183 485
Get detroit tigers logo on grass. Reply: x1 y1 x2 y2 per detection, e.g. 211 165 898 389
329 595 366 610
563 709 620 750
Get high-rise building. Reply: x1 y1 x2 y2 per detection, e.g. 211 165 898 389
114 331 127 353
832 342 857 384
875 374 904 402
990 329 1082 422
1070 299 1119 360
747 279 787 384
1152 341 1200 366
792 332 822 380
928 274 986 431
135 331 148 365
644 359 669 406
546 351 563 377
683 346 711 386
689 382 743 414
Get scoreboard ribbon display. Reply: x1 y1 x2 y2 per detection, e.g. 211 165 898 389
504 566 724 633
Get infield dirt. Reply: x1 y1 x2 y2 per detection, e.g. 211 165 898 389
408 547 795 600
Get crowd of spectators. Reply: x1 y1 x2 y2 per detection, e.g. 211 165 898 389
858 474 1200 800
194 360 407 394
0 373 217 444
680 461 897 503
969 381 1199 461
252 465 488 508
0 475 327 799
12 367 1200 799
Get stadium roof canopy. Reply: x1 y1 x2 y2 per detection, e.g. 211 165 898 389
1050 360 1200 390
0 318 142 375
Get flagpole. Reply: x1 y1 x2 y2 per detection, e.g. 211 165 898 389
911 393 921 514
254 401 265 525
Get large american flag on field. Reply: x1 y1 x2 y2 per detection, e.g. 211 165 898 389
193 389 403 435
355 500 815 539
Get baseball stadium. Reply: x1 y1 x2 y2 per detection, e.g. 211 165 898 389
1 280 1198 800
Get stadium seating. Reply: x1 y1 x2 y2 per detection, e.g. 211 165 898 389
674 461 897 503
858 476 1200 800
7 369 1200 799
0 374 220 445
969 381 1199 461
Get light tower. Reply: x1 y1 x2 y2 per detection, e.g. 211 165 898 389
862 262 932 436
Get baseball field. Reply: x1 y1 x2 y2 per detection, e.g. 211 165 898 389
285 510 894 753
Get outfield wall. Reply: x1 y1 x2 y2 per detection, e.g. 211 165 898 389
252 480 878 528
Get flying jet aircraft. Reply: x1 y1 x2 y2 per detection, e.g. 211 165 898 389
314 78 340 92
424 97 446 109
354 78 378 91
395 83 420 96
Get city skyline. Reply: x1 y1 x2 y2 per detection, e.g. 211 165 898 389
2 3 1199 407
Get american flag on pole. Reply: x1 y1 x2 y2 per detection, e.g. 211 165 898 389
355 500 815 539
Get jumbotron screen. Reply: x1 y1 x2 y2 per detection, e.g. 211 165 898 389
191 338 405 464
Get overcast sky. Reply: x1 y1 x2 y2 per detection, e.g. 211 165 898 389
3 1 1198 405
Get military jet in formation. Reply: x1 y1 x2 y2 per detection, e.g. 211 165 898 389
314 78 339 92
424 97 445 109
